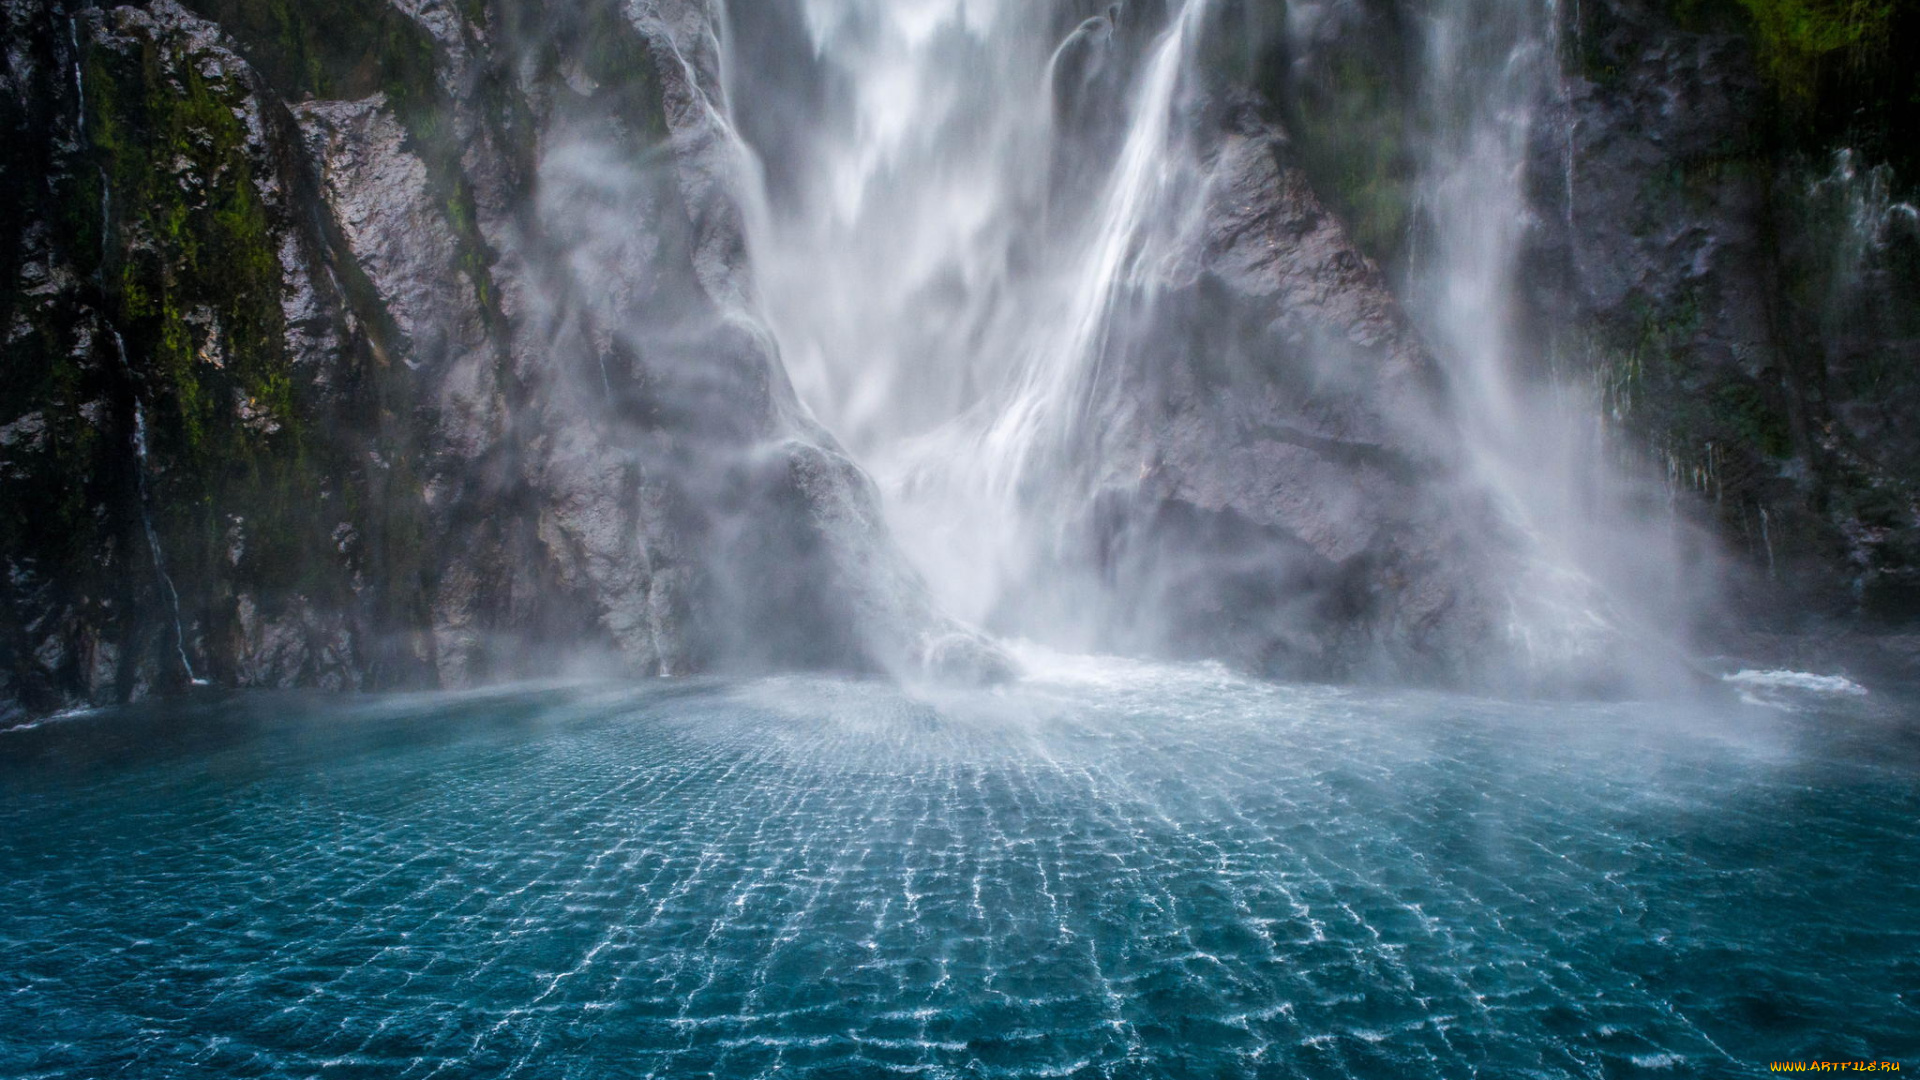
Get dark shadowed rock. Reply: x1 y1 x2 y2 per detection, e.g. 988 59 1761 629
1524 0 1920 633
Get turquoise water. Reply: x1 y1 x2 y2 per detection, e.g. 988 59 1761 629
2 656 1916 1078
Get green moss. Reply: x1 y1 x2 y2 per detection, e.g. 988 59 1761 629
9 0 691 694
1640 0 1896 98
1581 286 1794 523
1731 0 1895 103
1282 54 1416 265
173 0 437 103
1673 0 1915 179
78 16 411 655
88 36 288 461
1713 381 1797 457
176 0 510 335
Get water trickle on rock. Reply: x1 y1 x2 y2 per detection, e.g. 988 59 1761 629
67 16 84 139
111 330 204 688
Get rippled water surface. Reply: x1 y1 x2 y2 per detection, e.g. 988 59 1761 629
3 657 1917 1078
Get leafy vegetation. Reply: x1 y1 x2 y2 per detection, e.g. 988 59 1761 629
177 0 507 332
1251 1 1419 268
1650 0 1919 181
1729 0 1896 103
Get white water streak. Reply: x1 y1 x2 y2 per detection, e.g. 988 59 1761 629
1411 0 1700 676
742 0 1209 629
976 0 1206 502
112 331 205 686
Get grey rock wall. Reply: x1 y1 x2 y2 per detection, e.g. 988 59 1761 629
0 0 990 721
1529 0 1920 635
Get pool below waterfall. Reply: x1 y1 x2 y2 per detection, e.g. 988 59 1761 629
3 656 1917 1078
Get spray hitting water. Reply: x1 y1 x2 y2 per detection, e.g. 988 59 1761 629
8 10 1918 1073
1401 0 1722 675
1403 0 1629 667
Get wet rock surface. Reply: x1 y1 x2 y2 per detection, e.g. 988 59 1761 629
10 0 1917 716
1080 90 1509 684
0 0 982 719
1527 0 1920 635
1251 0 1920 673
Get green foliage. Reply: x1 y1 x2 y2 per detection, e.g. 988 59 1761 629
1731 0 1896 102
1278 53 1416 265
59 8 451 690
86 32 287 463
174 0 439 103
177 0 508 334
83 25 326 611
1585 287 1794 510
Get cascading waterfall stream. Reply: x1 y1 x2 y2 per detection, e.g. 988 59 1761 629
1413 0 1606 663
130 407 202 687
735 0 1211 635
730 0 1705 677
8 5 1919 1072
1406 0 1704 672
973 0 1205 491
891 0 1213 636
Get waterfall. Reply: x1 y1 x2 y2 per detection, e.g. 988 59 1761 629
724 0 1703 679
132 405 203 686
733 0 1210 632
975 0 1206 498
110 331 206 687
892 0 1210 633
68 15 85 139
1406 0 1699 671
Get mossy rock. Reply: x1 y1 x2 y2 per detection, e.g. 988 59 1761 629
67 7 434 691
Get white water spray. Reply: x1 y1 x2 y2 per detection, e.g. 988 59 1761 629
1405 0 1706 676
972 0 1206 496
728 0 1704 683
737 0 1212 632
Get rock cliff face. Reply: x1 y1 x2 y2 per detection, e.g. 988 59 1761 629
1261 0 1920 674
1062 87 1508 684
7 0 1916 717
1534 0 1920 634
0 0 996 720
716 0 1519 687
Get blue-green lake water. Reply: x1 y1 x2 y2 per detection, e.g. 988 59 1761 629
2 656 1916 1078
